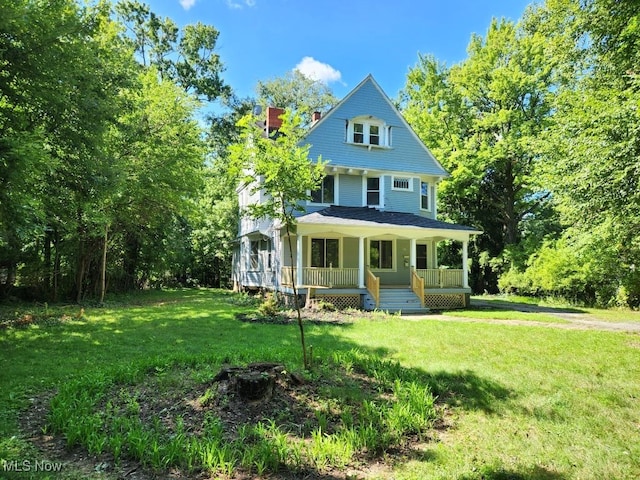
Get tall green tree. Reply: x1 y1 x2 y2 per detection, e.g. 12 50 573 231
256 71 338 126
527 0 640 306
115 0 230 101
401 18 557 292
107 68 206 291
0 0 136 300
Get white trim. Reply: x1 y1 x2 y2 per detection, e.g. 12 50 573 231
358 236 365 288
463 240 469 288
434 183 438 218
296 234 303 286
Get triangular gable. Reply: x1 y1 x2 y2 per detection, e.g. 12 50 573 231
305 74 449 178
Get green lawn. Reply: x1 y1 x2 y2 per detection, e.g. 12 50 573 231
1 289 639 479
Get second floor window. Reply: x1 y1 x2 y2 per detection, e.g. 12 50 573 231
311 175 335 204
367 177 380 206
420 181 430 210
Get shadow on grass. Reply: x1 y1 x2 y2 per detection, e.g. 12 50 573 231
4 288 517 479
458 465 567 480
419 369 513 414
471 298 585 315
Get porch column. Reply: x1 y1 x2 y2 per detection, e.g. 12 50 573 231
296 234 303 287
462 240 469 288
358 236 365 288
410 238 416 269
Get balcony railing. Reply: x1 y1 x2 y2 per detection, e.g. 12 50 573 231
416 269 464 288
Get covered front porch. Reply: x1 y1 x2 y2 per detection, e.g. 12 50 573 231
276 206 481 310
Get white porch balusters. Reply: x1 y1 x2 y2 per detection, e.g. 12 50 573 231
358 236 365 288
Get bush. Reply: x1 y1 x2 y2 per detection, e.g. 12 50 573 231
258 295 279 317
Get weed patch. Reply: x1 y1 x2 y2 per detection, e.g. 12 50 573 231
39 350 439 478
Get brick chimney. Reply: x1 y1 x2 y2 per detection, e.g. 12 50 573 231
266 107 285 134
312 111 322 123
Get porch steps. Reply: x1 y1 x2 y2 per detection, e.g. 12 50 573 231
372 288 429 314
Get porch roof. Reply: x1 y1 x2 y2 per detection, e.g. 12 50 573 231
296 206 482 238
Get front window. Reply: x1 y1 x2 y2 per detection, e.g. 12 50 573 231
311 238 339 268
370 240 393 269
367 177 380 206
416 244 427 269
421 181 430 210
311 175 334 204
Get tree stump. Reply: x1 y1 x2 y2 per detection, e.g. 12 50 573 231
212 363 284 402
235 371 275 401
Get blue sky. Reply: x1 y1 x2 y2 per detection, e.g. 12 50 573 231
143 0 535 102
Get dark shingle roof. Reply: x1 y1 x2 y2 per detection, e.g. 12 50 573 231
297 206 480 233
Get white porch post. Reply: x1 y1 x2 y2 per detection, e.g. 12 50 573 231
296 234 303 287
462 240 469 288
358 236 365 288
410 238 416 269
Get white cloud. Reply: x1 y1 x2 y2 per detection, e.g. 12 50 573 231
225 0 256 9
294 57 342 85
180 0 196 10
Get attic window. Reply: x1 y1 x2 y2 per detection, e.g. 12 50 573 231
392 176 412 191
347 117 390 147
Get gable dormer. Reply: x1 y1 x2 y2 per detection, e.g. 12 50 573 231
304 75 449 178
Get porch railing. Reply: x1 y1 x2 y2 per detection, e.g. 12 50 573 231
366 268 380 308
410 268 425 307
303 267 359 287
281 266 294 286
416 269 464 288
280 267 359 287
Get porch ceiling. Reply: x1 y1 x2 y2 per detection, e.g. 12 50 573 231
295 206 481 241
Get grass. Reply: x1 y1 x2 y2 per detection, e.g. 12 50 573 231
1 289 640 479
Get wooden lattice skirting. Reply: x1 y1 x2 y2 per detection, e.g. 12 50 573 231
311 294 361 310
424 294 466 310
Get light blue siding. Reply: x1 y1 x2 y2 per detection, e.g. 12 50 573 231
340 174 362 207
305 77 448 177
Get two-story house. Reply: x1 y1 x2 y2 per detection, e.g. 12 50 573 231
232 75 481 312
